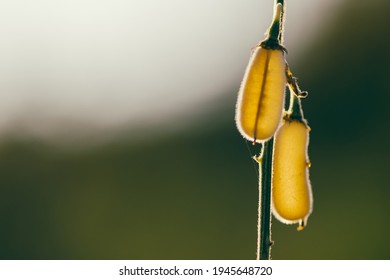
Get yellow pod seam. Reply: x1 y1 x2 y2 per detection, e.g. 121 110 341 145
271 119 313 229
235 47 286 143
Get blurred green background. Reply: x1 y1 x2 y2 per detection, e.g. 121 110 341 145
1 0 390 259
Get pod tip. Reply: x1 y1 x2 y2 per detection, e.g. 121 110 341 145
297 219 305 231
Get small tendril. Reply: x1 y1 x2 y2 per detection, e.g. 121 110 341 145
286 63 308 98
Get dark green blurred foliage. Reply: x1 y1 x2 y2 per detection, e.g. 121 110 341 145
1 0 390 259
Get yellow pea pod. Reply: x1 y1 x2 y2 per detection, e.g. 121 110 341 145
272 119 312 229
235 47 286 143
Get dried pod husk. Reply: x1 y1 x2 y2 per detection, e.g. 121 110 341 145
235 47 286 143
271 118 312 229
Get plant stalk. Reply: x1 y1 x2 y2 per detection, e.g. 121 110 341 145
276 0 285 43
256 138 274 260
256 0 285 261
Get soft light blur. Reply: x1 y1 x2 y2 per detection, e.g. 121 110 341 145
1 0 389 260
0 0 341 138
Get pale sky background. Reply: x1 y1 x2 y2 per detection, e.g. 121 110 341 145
0 0 343 139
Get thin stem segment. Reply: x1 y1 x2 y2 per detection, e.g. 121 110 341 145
257 139 274 260
256 0 285 261
261 0 285 50
277 0 285 43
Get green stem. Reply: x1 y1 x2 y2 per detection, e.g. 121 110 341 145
256 139 274 260
255 0 286 261
276 0 285 43
288 90 305 121
261 0 285 50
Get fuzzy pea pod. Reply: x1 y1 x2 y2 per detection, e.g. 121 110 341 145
235 47 286 143
271 118 313 230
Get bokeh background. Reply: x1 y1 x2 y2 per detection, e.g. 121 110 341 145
0 0 389 259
